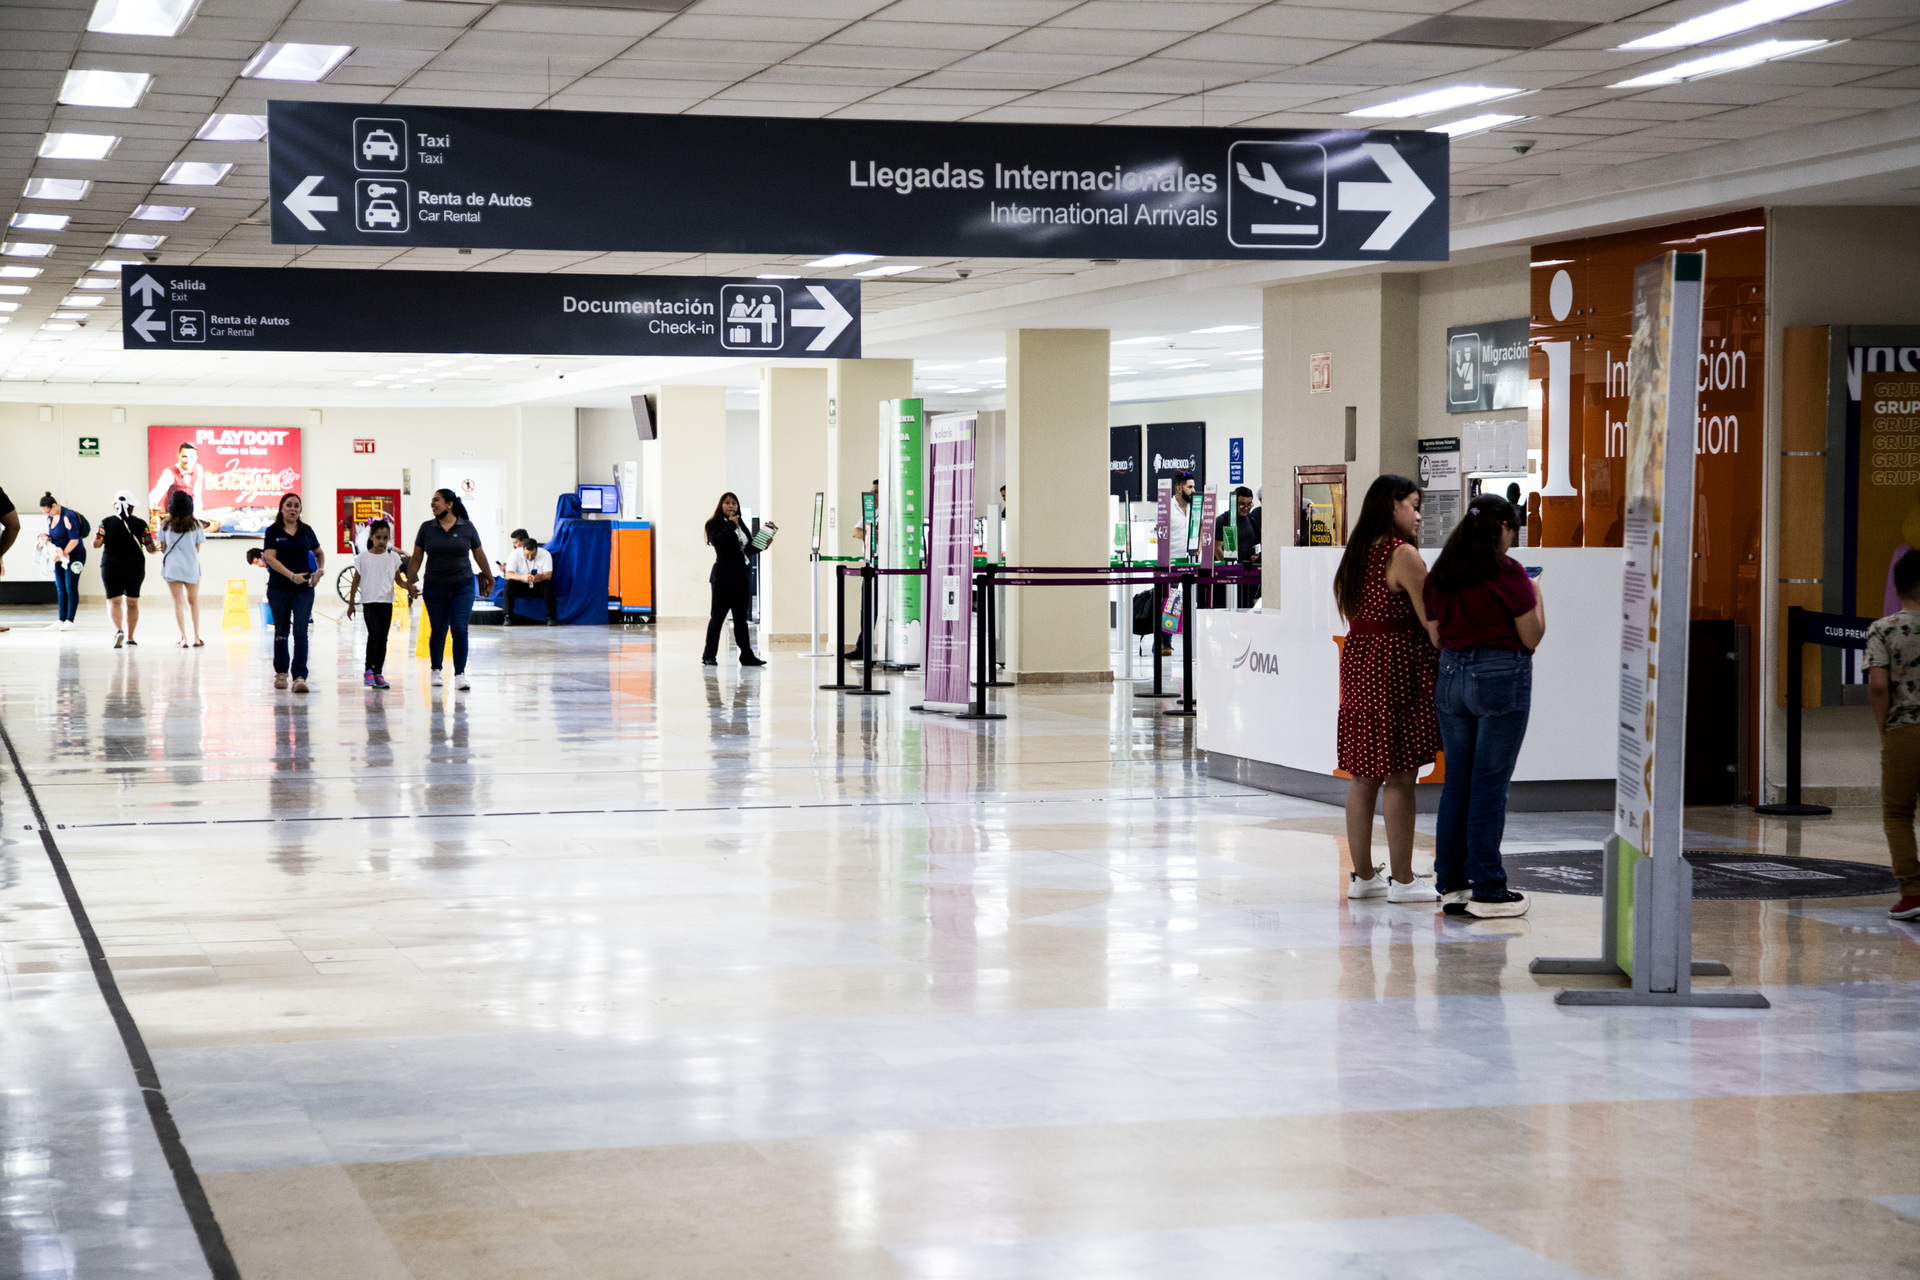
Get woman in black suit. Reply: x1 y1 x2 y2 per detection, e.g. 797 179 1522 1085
703 492 765 666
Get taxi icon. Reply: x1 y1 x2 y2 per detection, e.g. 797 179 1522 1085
362 129 400 162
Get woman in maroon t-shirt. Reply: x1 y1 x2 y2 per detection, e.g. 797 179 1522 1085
1421 495 1546 919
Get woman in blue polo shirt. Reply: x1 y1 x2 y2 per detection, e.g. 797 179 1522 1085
38 493 87 630
261 493 324 692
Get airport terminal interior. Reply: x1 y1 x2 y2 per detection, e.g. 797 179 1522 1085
3 0 1920 1276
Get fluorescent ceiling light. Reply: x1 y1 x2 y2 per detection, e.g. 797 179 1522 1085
1349 85 1520 118
2 243 56 258
1610 39 1832 87
58 69 152 108
1239 354 1264 361
979 356 1006 364
1109 366 1131 373
947 387 978 394
132 204 193 221
0 266 44 278
1113 335 1170 346
91 259 137 271
24 178 91 201
352 380 378 387
75 277 116 289
33 333 67 341
62 296 104 307
1163 361 1207 369
39 133 120 160
1429 113 1529 138
1619 0 1845 49
242 42 354 82
11 213 70 231
1530 259 1574 267
917 363 958 371
856 263 922 277
756 273 797 280
196 113 268 141
40 323 76 332
0 303 17 313
0 285 28 295
88 0 200 37
51 312 89 321
1152 358 1198 365
160 161 230 185
1229 348 1262 355
111 233 165 250
1192 324 1253 334
806 253 878 268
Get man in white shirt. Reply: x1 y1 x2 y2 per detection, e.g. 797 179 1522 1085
502 528 556 626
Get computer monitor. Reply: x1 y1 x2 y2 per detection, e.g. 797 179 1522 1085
577 484 620 516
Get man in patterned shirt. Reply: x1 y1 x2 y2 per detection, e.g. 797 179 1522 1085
1866 548 1920 920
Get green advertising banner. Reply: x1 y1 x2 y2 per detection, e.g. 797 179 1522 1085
881 398 925 662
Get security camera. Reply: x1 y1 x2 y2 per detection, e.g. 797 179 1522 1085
955 268 971 279
1511 141 1535 156
142 251 160 262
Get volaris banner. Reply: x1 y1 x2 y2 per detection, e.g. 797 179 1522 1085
924 413 977 712
268 102 1449 261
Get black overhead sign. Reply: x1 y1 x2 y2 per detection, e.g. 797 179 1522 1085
118 265 861 358
267 102 1451 262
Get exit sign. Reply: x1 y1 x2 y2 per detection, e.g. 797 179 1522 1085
78 436 99 457
353 438 375 454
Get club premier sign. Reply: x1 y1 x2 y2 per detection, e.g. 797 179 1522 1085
269 102 1449 262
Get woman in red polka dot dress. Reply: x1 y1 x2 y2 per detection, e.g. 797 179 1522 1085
1334 474 1441 903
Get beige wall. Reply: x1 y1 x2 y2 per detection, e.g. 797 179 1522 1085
758 366 829 643
642 385 728 621
1111 392 1262 504
1006 328 1110 681
0 401 574 604
826 360 913 557
1413 255 1530 447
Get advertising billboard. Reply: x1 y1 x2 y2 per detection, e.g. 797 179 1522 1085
148 426 302 537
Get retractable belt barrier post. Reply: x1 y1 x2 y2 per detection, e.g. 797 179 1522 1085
819 565 861 693
955 569 1007 722
982 563 1013 688
1756 604 1875 817
855 563 888 697
1165 572 1196 718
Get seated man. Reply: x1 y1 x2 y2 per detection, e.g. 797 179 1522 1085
501 528 556 626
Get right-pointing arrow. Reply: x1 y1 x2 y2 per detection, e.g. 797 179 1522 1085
791 284 853 352
283 175 337 232
128 274 166 306
131 309 167 343
1336 142 1435 253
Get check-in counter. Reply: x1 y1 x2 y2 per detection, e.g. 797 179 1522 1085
1195 546 1622 811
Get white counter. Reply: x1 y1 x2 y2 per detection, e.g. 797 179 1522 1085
1196 547 1623 803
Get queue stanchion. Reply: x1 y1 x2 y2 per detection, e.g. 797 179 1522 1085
820 566 861 692
983 562 1014 687
1159 571 1190 721
1755 604 1832 816
956 569 1006 722
1136 575 1177 700
850 563 889 697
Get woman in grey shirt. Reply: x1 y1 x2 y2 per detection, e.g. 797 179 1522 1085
404 488 494 691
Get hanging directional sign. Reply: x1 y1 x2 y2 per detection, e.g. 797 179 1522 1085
268 102 1450 262
119 265 860 358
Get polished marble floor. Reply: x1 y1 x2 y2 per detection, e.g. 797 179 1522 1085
1 607 1917 1279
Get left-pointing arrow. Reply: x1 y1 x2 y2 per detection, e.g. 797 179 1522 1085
791 285 853 352
128 274 166 305
283 175 337 232
131 309 167 343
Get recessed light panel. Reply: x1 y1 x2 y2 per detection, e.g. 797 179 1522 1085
62 296 104 307
0 266 44 278
1610 39 1832 87
807 253 879 268
160 161 231 186
110 232 165 250
58 69 153 108
23 178 92 201
132 204 194 221
87 0 201 37
1348 86 1521 118
1 243 56 258
195 113 268 141
1619 0 1845 50
10 213 70 231
1428 113 1529 138
241 42 354 83
857 264 923 277
39 133 120 160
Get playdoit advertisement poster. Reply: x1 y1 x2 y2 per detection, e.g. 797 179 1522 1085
148 425 302 537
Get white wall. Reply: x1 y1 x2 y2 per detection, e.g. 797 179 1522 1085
725 408 761 513
1110 392 1262 504
1 401 575 602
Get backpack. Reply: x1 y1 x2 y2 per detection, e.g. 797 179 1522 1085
1132 589 1156 636
69 510 90 541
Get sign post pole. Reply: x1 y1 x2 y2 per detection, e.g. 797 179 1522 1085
802 492 832 657
1535 250 1765 1009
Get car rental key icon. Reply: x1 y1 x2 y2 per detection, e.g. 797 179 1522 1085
356 180 410 234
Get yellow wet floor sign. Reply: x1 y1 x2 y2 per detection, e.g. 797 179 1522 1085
221 579 249 630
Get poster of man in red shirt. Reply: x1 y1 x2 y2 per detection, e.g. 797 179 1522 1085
148 426 302 536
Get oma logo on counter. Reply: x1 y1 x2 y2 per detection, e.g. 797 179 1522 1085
1232 641 1280 674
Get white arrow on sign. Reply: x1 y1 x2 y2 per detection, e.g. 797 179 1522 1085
131 308 168 343
128 274 166 306
1336 142 1435 253
791 284 853 352
283 175 337 232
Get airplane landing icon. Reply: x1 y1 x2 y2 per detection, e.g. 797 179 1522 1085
1236 160 1317 207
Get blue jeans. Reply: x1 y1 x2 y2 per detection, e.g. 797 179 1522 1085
1433 647 1533 896
54 559 82 622
422 577 475 674
267 587 314 678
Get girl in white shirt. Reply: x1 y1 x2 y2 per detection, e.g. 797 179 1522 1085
346 520 412 689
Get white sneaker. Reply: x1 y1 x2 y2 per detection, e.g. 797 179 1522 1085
454 672 470 691
1348 867 1389 900
59 620 74 631
1388 873 1440 904
430 670 444 688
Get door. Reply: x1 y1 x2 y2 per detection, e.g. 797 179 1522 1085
432 460 508 574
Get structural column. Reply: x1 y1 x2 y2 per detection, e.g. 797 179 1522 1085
642 385 727 622
827 359 913 556
1005 328 1111 682
759 365 830 644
